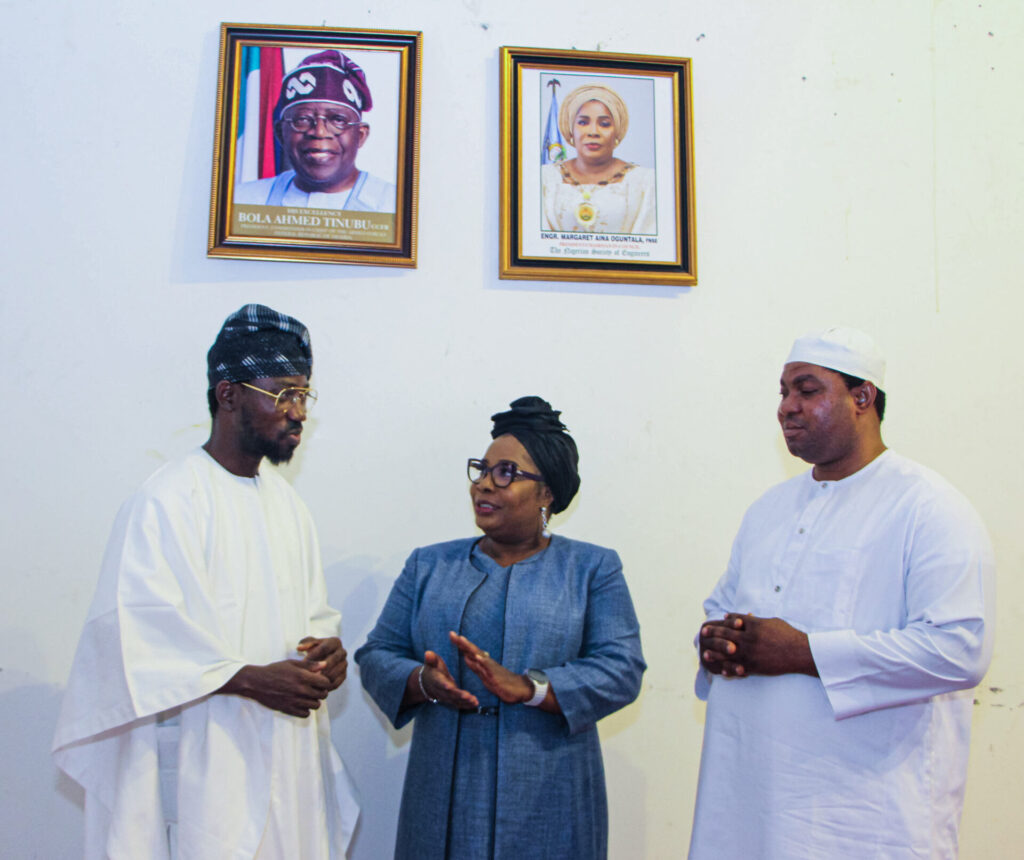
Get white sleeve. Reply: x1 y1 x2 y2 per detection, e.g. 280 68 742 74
299 504 342 640
694 526 746 701
629 168 658 235
810 493 995 720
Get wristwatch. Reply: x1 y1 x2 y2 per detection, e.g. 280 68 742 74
523 668 549 707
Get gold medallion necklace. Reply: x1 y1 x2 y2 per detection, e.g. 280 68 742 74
559 162 635 228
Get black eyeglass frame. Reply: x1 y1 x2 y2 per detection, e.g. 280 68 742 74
467 458 544 488
279 114 365 135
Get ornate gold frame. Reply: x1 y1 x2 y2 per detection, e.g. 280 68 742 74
208 23 421 267
499 46 696 286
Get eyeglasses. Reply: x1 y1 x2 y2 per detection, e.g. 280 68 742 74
467 459 544 488
281 114 362 135
240 382 318 412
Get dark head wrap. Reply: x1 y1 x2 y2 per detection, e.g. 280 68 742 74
207 304 312 387
490 396 580 514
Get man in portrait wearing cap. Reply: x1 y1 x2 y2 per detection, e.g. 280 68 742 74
53 305 358 858
689 327 995 859
234 49 396 212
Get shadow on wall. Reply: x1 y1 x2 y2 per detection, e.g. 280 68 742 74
325 556 414 860
0 672 84 858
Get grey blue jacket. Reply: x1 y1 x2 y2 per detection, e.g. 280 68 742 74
354 535 646 860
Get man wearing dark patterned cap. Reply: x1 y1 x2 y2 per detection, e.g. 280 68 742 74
54 304 359 859
235 49 396 212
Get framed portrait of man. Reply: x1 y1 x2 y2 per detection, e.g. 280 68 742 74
208 24 421 267
499 46 696 286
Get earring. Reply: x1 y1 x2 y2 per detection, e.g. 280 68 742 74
540 507 551 538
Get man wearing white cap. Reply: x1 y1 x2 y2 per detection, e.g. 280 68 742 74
689 326 995 859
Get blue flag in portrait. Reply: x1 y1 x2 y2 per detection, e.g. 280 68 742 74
541 80 567 164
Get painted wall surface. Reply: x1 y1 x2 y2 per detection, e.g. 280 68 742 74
2 1 1021 857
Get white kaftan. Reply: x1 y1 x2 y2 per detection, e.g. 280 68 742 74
690 451 994 859
53 448 359 859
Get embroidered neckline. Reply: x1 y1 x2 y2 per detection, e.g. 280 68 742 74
558 161 636 187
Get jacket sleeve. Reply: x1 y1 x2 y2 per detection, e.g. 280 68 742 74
544 551 646 736
353 549 424 729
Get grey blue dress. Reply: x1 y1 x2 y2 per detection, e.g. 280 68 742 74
354 535 646 860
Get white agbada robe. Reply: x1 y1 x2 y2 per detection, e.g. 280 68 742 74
53 448 359 859
690 451 994 859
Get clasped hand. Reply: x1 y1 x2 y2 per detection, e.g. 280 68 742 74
699 613 817 678
219 636 348 718
417 631 534 710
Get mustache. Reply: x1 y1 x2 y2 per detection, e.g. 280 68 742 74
283 420 303 435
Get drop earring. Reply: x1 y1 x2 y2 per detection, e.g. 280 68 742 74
540 507 551 538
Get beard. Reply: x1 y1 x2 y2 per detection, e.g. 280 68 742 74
239 406 302 465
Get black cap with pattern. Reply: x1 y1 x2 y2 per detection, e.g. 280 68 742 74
207 304 312 387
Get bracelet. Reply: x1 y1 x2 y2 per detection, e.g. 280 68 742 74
418 664 438 704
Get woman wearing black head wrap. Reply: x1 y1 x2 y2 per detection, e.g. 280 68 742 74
356 397 646 860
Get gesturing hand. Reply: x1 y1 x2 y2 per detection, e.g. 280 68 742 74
297 636 348 690
219 660 332 717
417 650 480 710
450 631 534 704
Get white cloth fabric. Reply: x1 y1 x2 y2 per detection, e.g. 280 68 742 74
541 162 656 234
691 450 995 859
234 169 396 212
785 326 887 388
53 448 359 859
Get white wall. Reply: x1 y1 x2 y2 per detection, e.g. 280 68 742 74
3 1 1021 857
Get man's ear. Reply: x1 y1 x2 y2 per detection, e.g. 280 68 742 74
851 382 876 413
215 379 239 412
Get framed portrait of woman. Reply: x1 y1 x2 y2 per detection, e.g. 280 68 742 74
208 23 421 267
499 46 696 286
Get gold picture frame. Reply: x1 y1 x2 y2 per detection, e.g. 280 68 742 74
208 23 421 267
499 46 696 286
